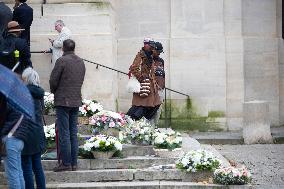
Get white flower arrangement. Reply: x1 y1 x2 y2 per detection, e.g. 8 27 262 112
122 118 154 145
213 166 252 185
152 129 182 150
44 92 54 114
176 149 220 172
79 99 103 117
83 135 122 152
43 123 56 148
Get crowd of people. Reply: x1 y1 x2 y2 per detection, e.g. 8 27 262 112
0 1 165 188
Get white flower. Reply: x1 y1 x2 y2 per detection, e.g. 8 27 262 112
83 142 94 151
114 141 122 151
44 123 56 139
94 140 100 148
144 135 149 141
109 122 115 128
82 135 122 152
105 141 110 146
154 135 164 144
181 158 189 167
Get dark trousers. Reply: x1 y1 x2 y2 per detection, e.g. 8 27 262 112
55 106 79 166
127 105 160 121
22 153 46 189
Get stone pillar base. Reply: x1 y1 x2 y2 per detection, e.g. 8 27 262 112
243 101 273 144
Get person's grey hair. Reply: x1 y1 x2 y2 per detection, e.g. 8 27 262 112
22 67 40 86
55 20 65 27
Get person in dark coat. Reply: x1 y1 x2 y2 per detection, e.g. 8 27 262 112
21 67 46 189
152 42 165 125
126 38 161 121
0 105 43 188
50 39 86 172
1 21 33 74
0 1 12 39
13 0 33 46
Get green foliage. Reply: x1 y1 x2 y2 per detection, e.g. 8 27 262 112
92 140 117 152
208 111 225 118
154 142 181 150
158 118 223 132
157 98 225 132
78 147 93 159
214 174 252 185
46 140 56 149
112 150 124 158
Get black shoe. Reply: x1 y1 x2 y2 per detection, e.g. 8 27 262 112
53 164 71 172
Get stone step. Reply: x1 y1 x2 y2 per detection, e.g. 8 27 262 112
0 156 176 172
122 144 156 157
0 169 215 184
1 181 253 189
42 144 156 158
45 181 252 189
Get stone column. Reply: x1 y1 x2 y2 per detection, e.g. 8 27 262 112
243 101 273 144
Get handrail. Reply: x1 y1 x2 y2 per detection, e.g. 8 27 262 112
32 51 189 97
82 59 128 75
31 51 190 127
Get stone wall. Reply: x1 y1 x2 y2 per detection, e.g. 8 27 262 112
242 0 280 126
7 1 118 110
4 0 282 129
115 0 227 117
224 0 244 130
277 0 284 125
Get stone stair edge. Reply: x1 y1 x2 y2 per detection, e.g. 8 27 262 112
45 181 250 187
2 181 253 189
1 157 178 172
0 169 215 183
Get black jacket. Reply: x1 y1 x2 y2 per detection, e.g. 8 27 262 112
13 3 33 45
0 2 12 38
23 84 46 155
5 33 32 74
0 85 46 155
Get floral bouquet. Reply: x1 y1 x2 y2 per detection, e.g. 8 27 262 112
79 99 103 117
176 149 220 172
43 123 56 149
213 166 252 185
152 129 182 150
152 129 183 157
122 118 154 145
82 135 122 159
43 92 54 115
89 110 126 132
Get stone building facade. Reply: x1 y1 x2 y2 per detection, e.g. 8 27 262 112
3 0 283 130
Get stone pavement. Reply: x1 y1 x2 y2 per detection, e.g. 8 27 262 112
214 144 284 189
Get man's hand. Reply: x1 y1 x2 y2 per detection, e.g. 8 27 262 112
48 38 54 45
43 49 52 54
